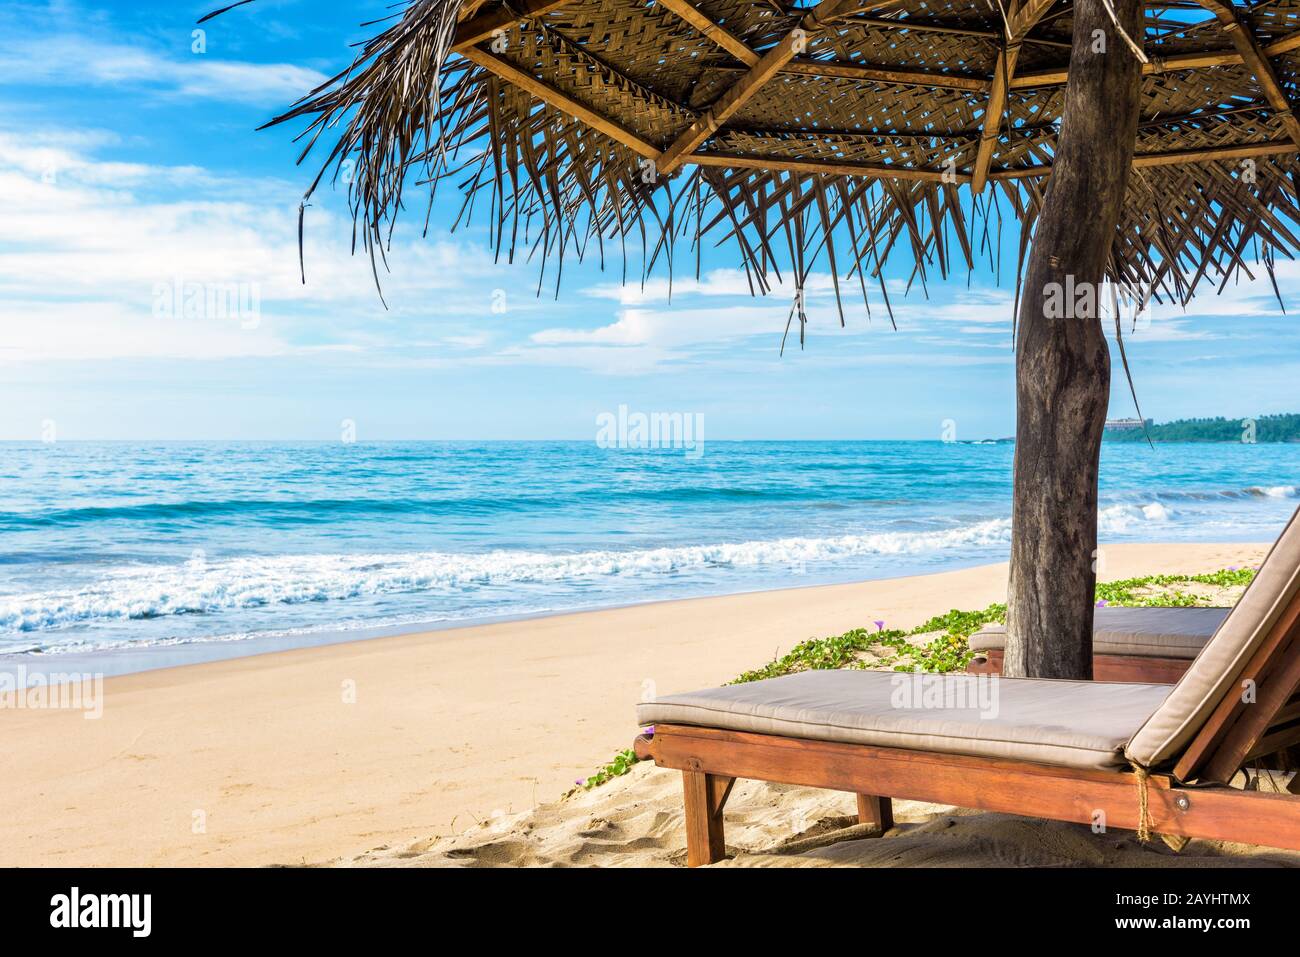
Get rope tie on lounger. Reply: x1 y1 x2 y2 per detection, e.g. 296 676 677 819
1131 763 1189 852
1133 764 1152 844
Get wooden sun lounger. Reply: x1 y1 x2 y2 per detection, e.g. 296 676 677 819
635 515 1300 866
966 607 1230 684
967 647 1194 683
633 724 1300 867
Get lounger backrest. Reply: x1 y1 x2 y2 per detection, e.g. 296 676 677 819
1125 505 1300 770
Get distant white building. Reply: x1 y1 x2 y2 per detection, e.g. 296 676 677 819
1105 417 1153 431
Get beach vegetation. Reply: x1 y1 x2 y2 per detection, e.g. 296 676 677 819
578 749 639 790
1094 567 1256 606
1105 414 1300 443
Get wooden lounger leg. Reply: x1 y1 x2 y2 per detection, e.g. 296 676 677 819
682 770 733 866
856 794 893 835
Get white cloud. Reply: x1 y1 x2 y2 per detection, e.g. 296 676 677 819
0 33 326 106
531 304 793 348
579 268 857 305
0 299 288 361
0 126 515 363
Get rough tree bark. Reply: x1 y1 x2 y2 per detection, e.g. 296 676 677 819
1003 0 1145 679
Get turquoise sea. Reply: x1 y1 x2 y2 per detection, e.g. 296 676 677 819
0 440 1295 675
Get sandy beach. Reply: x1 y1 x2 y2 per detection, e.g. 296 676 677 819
0 541 1269 867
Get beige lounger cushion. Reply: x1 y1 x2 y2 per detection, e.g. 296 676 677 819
1126 507 1300 770
968 607 1230 659
638 670 1170 770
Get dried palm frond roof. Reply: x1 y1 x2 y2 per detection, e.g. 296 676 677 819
215 0 1300 319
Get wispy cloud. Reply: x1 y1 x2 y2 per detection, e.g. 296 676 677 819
0 125 517 362
0 29 325 106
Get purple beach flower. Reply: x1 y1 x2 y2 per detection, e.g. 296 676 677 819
643 726 655 738
874 620 885 632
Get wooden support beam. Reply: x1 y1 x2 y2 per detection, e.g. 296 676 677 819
988 137 1299 179
830 0 912 17
460 46 967 181
1131 138 1298 168
1008 0 1059 43
1013 29 1300 90
654 0 854 176
684 54 989 91
459 47 662 159
658 0 988 91
1271 29 1300 57
782 59 987 91
839 14 1072 49
1197 1 1300 148
971 0 1058 194
692 151 968 182
460 46 971 181
654 0 758 65
971 44 1022 194
452 0 577 52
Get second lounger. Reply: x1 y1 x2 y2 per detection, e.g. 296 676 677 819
967 606 1229 682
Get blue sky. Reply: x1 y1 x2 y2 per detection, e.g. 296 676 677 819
3 0 1300 441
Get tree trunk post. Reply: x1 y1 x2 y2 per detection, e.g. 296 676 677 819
1004 0 1145 679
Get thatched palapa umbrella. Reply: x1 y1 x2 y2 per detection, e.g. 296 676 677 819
210 0 1300 678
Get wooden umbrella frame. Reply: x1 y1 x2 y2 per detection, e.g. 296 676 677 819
218 0 1300 312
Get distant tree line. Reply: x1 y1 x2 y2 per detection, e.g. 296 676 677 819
1104 414 1300 442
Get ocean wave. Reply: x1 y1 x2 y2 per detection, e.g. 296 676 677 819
1099 502 1173 532
0 487 907 530
1242 485 1299 499
1106 484 1299 504
4 480 1294 533
0 519 1013 634
0 497 538 528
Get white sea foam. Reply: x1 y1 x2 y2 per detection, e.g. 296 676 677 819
1098 501 1174 533
1245 485 1299 499
0 518 1015 634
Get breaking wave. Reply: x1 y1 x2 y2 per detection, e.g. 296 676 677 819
1 518 1014 635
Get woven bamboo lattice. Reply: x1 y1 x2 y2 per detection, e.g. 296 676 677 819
218 0 1300 319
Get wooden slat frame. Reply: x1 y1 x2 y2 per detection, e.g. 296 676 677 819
1173 588 1300 782
654 0 757 65
971 0 1058 194
654 0 855 175
452 0 578 51
457 48 1299 182
635 724 1300 865
457 0 1300 187
460 46 663 159
695 59 987 91
990 138 1299 180
692 151 967 182
1013 29 1300 89
781 59 986 91
1195 0 1300 147
655 0 988 90
1203 626 1300 782
839 14 1072 49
